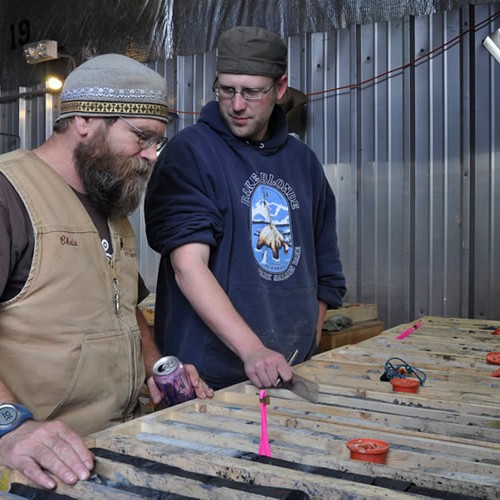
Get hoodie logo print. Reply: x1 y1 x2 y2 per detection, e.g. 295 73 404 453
251 185 293 275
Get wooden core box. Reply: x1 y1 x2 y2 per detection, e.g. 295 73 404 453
318 303 384 352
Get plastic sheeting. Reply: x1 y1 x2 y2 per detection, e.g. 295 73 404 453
1 0 498 90
171 0 499 55
1 0 171 90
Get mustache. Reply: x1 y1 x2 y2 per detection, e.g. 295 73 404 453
94 156 151 193
112 158 152 213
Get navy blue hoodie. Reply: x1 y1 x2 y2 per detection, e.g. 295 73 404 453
145 101 345 389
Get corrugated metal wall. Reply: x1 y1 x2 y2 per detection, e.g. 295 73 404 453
1 4 499 329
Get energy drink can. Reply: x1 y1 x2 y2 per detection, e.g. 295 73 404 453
152 356 196 407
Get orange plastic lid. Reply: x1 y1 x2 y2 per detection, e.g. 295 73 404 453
492 328 500 336
390 378 420 393
490 368 500 378
486 352 500 365
346 438 389 454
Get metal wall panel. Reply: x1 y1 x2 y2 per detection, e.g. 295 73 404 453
1 5 498 330
473 6 500 321
0 91 50 152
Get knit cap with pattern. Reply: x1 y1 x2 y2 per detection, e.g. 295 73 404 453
56 53 169 123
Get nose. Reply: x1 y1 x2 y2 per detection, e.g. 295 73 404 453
232 92 247 111
139 144 158 163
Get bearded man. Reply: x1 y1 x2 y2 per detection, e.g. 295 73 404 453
0 54 213 490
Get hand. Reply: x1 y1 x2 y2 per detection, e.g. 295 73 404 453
242 346 293 388
184 363 215 399
0 419 94 489
146 363 214 405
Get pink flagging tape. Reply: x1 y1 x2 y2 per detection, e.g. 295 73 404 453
396 321 422 340
258 389 272 457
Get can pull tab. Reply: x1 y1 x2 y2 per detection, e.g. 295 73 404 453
113 278 120 314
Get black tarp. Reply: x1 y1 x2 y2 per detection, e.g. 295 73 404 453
1 0 498 89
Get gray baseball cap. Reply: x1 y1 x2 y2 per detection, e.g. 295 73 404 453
216 26 287 78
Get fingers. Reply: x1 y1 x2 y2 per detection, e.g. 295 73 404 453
244 349 293 388
0 420 94 490
146 376 164 405
185 364 214 399
184 363 200 382
246 362 278 388
16 456 59 490
192 379 215 399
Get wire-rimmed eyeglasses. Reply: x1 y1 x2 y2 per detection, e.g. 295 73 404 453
212 79 276 101
118 116 168 151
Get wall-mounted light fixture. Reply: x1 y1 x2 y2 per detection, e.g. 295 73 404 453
23 40 59 64
483 28 500 64
23 39 76 70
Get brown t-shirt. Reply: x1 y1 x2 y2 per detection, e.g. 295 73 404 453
0 172 148 302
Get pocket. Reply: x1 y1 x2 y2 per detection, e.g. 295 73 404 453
45 328 144 436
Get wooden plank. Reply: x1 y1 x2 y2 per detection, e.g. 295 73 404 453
305 358 500 388
312 348 498 387
185 396 500 460
226 384 500 442
380 316 500 340
9 476 143 499
315 344 498 376
92 452 272 499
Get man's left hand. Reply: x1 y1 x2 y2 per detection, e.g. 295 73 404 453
146 363 214 405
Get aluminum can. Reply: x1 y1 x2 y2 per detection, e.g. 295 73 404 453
152 356 196 406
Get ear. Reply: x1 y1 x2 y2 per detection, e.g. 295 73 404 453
73 116 97 137
276 75 288 102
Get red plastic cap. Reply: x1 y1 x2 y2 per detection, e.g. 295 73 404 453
346 438 389 464
490 368 500 378
390 378 420 393
486 352 500 365
491 328 500 336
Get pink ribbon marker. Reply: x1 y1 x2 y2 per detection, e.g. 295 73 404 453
258 389 272 457
396 321 422 340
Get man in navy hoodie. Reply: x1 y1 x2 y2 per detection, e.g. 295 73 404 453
146 26 346 390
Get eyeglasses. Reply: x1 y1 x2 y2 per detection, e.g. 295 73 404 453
118 116 168 151
212 80 276 101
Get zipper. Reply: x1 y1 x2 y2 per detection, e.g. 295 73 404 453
109 256 120 314
113 277 120 314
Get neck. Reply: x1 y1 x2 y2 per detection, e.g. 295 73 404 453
33 135 85 193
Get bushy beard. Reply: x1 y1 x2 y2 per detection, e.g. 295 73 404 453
74 129 152 219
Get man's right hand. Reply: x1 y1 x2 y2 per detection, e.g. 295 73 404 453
242 346 293 388
0 419 94 489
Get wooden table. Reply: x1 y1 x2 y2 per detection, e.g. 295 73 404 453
4 316 500 499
